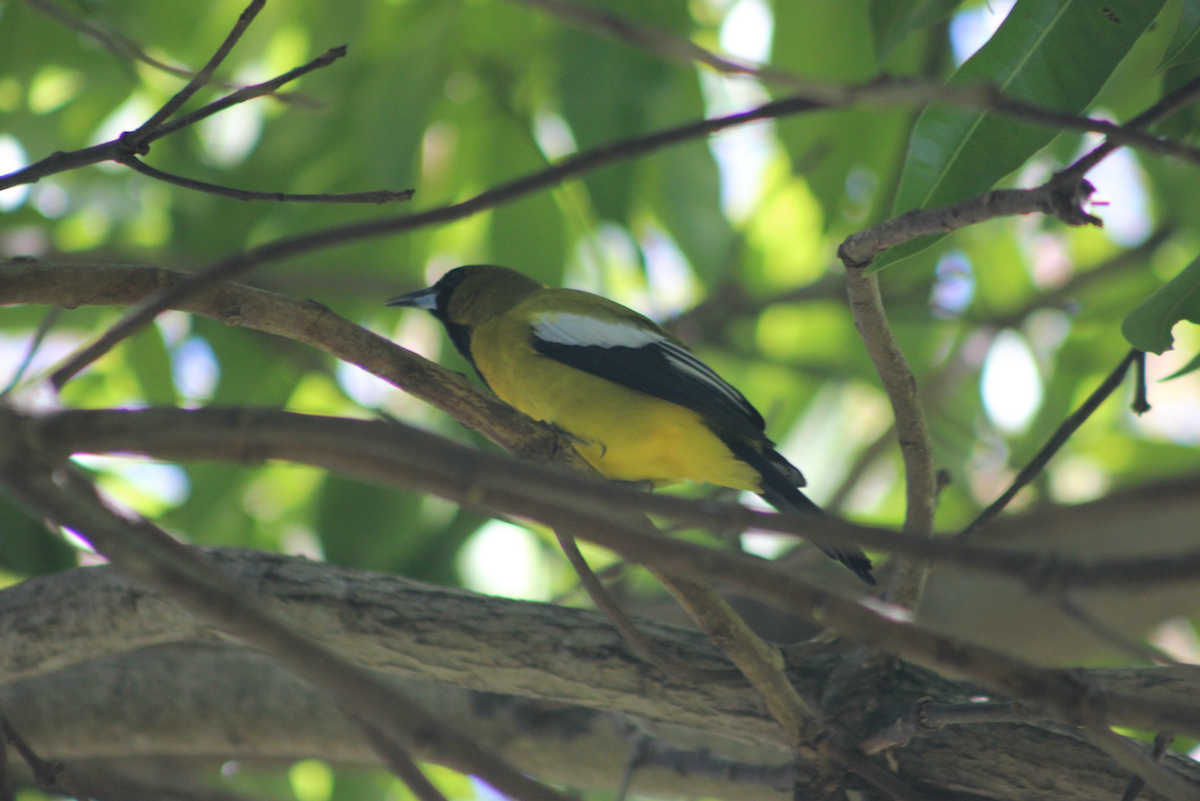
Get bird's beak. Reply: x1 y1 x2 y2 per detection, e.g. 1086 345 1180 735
385 286 438 309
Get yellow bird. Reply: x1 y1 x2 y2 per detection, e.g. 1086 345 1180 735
388 265 873 583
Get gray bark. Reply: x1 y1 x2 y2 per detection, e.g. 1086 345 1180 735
3 549 1200 800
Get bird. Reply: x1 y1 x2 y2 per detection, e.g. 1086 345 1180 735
387 265 874 584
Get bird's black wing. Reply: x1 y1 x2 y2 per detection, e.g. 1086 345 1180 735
533 311 873 583
530 313 766 442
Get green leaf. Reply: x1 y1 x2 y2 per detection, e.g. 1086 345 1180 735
1164 349 1200 379
1160 0 1200 70
774 0 918 230
126 325 178 406
643 70 735 286
558 1 684 222
1121 252 1200 353
487 119 565 285
869 0 959 63
877 0 1166 271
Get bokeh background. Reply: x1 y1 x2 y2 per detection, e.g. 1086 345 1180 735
4 0 1200 796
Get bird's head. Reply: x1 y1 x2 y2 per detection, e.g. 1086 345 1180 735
386 265 542 329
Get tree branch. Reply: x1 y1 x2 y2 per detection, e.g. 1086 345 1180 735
0 458 575 801
844 270 936 609
16 406 1200 743
552 530 745 686
117 156 413 204
958 349 1138 539
0 259 579 467
5 554 1200 801
837 180 1100 269
0 44 348 193
510 0 1200 173
125 0 265 141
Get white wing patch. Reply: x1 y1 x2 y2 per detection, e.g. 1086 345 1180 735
533 312 663 348
533 312 755 417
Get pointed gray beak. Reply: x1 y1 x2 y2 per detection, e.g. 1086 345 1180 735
385 286 438 309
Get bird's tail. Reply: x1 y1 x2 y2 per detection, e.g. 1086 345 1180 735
724 440 875 585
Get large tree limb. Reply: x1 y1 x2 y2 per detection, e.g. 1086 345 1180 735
4 550 1200 801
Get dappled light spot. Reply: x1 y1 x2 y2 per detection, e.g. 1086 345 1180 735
459 519 551 601
981 329 1043 435
0 135 29 211
949 0 1016 65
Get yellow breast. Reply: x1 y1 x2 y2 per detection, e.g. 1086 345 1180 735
470 314 762 492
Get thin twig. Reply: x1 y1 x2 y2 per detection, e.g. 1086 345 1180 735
844 269 936 610
554 530 745 685
26 0 313 105
44 93 826 388
0 306 59 397
837 68 1200 271
118 156 413 204
838 180 1100 268
1056 594 1180 666
1060 73 1200 183
1133 350 1151 415
353 717 451 801
141 46 348 147
1120 732 1177 801
1084 726 1199 801
124 0 265 144
0 45 347 192
861 700 1046 754
0 713 84 801
958 348 1138 540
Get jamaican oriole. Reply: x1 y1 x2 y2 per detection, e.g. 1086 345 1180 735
388 265 873 583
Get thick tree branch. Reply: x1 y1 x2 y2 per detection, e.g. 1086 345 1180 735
14 399 1200 591
0 459 575 801
15 406 1200 746
4 554 1200 801
0 259 580 467
0 259 903 794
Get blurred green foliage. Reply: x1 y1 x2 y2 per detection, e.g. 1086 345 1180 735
4 0 1200 786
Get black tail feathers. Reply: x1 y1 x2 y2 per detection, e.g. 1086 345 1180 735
724 440 875 585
